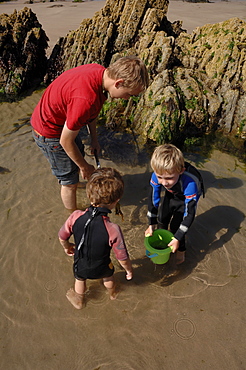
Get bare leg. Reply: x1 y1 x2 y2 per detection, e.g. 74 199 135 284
66 279 86 309
103 276 117 300
74 279 87 295
61 183 78 212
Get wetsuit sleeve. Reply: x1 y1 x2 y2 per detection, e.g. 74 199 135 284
58 210 84 240
103 219 129 260
147 172 162 225
174 177 199 241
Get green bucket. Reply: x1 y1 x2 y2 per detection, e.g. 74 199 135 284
145 229 173 264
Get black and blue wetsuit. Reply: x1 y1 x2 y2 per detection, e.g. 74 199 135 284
147 170 201 251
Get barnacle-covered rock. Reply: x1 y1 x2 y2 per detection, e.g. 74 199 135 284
0 7 48 98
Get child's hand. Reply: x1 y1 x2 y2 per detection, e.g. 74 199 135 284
63 242 75 256
118 258 133 280
168 238 179 253
145 224 157 237
126 270 133 280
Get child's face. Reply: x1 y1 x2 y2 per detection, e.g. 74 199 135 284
108 80 143 100
155 169 184 189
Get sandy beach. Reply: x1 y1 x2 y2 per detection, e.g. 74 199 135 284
1 1 246 369
168 0 246 33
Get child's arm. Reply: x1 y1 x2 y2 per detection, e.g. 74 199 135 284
59 238 75 256
173 178 199 243
104 220 133 280
146 172 162 233
118 258 133 280
58 209 84 256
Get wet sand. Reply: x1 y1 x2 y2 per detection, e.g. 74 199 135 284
1 104 246 369
1 0 246 369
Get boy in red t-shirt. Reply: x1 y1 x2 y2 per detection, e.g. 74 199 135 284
31 56 149 212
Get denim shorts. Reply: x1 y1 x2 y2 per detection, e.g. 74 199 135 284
32 130 85 186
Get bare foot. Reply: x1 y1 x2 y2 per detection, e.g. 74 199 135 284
109 291 118 300
176 251 185 265
66 288 84 309
108 286 119 300
126 271 133 280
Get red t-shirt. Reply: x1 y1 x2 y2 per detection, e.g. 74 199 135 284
31 64 107 138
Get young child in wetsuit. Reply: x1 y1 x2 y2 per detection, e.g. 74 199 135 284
58 167 133 309
145 144 202 265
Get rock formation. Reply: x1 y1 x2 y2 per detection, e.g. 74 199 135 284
0 0 245 154
44 0 246 148
133 17 246 146
45 0 181 83
0 7 48 98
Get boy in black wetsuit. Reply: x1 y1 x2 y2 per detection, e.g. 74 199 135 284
145 144 202 265
59 168 133 309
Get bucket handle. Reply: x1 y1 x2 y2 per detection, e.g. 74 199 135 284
146 250 158 259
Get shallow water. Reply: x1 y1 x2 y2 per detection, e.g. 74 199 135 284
1 92 246 369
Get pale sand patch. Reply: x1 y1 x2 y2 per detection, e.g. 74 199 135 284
168 0 246 34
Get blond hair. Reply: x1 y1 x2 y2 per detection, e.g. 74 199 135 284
86 167 124 206
151 144 185 174
106 56 149 90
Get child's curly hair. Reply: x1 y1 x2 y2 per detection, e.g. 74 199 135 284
86 167 124 206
